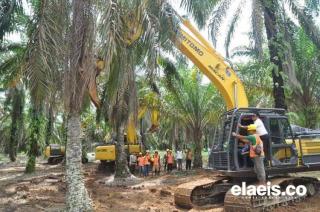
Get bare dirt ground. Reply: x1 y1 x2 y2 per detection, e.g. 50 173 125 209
1 160 320 212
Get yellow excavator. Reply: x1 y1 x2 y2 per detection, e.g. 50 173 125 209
166 14 320 211
95 102 160 167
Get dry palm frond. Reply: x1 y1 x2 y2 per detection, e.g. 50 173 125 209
64 0 96 113
99 0 124 74
25 0 67 107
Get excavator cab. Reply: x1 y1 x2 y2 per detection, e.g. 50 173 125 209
209 107 320 177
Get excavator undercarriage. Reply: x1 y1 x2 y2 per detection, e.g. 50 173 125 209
174 173 320 211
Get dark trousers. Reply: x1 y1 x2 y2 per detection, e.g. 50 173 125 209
260 134 270 161
177 159 182 170
167 163 173 172
129 164 136 174
186 159 192 170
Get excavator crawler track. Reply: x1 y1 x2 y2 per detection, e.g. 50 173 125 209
174 176 231 208
224 177 319 212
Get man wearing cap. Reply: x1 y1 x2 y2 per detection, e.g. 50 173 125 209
239 112 269 161
232 124 266 184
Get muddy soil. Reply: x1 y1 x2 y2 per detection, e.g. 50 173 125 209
1 161 320 212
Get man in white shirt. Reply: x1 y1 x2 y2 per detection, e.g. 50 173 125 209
176 149 183 171
239 112 270 161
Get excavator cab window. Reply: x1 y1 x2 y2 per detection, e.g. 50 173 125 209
269 117 297 166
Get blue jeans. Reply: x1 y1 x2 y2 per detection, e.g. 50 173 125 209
139 166 144 176
241 144 250 155
144 164 150 176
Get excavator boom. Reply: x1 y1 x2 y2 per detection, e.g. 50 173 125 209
175 18 248 110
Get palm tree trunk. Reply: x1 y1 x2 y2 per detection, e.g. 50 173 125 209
9 87 24 162
66 113 92 211
115 121 131 178
193 126 203 168
26 103 42 173
45 104 54 146
262 0 287 109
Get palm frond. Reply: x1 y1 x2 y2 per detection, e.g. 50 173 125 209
99 0 124 74
286 0 320 49
306 0 320 16
0 0 23 42
64 0 96 113
26 0 68 107
208 0 232 46
179 0 219 29
224 2 243 58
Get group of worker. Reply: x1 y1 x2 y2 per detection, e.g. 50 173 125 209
129 148 193 177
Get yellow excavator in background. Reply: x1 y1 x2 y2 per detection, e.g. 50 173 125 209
94 101 160 167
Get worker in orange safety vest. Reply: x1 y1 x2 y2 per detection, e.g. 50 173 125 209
144 150 151 177
167 150 174 172
137 152 145 177
152 151 161 176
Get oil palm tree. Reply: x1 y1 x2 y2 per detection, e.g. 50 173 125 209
161 59 224 168
63 0 95 209
97 0 179 178
288 29 320 128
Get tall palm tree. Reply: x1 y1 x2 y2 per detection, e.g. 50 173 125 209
98 0 177 178
0 43 26 161
63 0 95 209
24 0 67 173
7 86 25 162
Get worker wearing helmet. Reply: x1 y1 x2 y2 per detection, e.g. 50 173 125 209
232 124 266 184
167 150 174 172
152 151 161 176
144 150 151 177
137 152 145 177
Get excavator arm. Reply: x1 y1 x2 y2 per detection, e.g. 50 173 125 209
173 17 248 110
